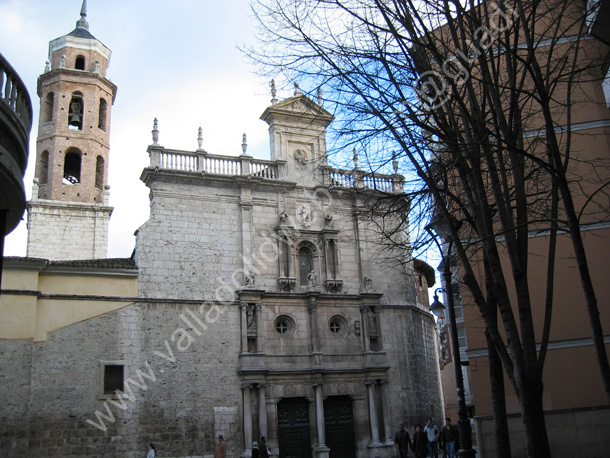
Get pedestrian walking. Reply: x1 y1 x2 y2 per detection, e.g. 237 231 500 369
259 436 269 458
412 424 428 458
439 418 459 458
146 443 156 458
215 435 227 458
424 418 440 458
394 423 412 458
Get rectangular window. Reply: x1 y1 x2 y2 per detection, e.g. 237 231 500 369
457 326 467 349
103 365 124 394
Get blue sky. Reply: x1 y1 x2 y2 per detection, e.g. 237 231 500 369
1 0 275 257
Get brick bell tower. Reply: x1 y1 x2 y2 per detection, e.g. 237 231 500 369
26 0 117 260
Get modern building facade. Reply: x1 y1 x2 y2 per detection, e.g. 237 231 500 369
0 4 444 458
430 2 610 457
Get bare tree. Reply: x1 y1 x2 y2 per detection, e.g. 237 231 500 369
247 1 610 457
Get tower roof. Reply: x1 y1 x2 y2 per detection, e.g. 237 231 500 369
67 0 96 40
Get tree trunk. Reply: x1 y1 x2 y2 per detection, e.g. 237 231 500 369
520 381 551 458
487 331 512 458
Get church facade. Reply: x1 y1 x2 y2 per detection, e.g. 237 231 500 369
0 4 443 458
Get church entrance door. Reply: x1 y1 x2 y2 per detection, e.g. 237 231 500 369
278 397 312 458
324 396 356 458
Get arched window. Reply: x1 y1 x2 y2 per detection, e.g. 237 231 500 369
38 150 49 184
68 92 84 130
298 246 313 285
43 92 54 123
95 156 105 190
98 98 107 131
75 55 85 70
63 149 82 184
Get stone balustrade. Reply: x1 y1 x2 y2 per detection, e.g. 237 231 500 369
148 146 403 192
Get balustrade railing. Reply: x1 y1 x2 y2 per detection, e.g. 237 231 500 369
152 149 281 179
327 167 401 192
149 147 401 192
0 53 32 171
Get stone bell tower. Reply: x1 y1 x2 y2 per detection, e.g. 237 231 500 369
26 0 117 260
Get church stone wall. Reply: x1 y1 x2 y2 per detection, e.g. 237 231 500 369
0 302 243 458
136 180 242 300
26 201 111 260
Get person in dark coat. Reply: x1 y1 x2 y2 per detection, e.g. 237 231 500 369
412 424 428 458
439 418 460 458
252 441 260 458
259 436 269 458
394 423 412 458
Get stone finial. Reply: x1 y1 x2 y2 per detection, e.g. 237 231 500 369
76 0 89 30
60 55 66 69
270 79 277 104
197 126 203 150
353 148 359 169
103 185 111 205
152 118 159 144
294 82 302 96
94 60 100 73
393 151 399 173
32 178 40 200
44 60 51 73
317 87 323 105
241 133 248 155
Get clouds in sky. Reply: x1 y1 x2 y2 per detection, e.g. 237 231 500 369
2 0 276 257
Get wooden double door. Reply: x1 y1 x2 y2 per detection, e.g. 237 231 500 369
277 396 356 458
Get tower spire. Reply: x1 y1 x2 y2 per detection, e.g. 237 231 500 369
76 0 89 30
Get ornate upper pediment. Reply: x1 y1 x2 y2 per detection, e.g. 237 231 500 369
260 95 334 127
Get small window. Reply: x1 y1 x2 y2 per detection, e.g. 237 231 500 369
329 315 348 337
274 315 295 336
98 98 107 131
103 365 124 394
38 150 49 185
75 55 85 70
298 246 313 285
43 92 54 123
457 326 467 349
63 150 82 184
68 93 84 130
95 156 105 190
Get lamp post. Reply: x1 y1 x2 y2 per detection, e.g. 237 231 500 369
427 222 476 458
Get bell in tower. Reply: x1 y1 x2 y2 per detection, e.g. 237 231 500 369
26 0 117 261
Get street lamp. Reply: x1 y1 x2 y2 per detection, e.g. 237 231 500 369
426 217 476 458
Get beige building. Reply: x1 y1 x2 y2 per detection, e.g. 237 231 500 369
0 3 444 457
430 2 610 457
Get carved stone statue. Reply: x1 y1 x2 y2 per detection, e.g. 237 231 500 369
307 270 317 286
244 271 255 286
363 276 373 291
279 210 288 224
324 213 334 228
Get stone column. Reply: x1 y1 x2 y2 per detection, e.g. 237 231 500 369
380 381 393 444
258 385 268 440
360 305 371 351
243 385 253 454
240 304 248 353
314 384 330 458
366 382 380 444
314 384 326 447
308 296 322 367
307 299 320 353
255 304 263 353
